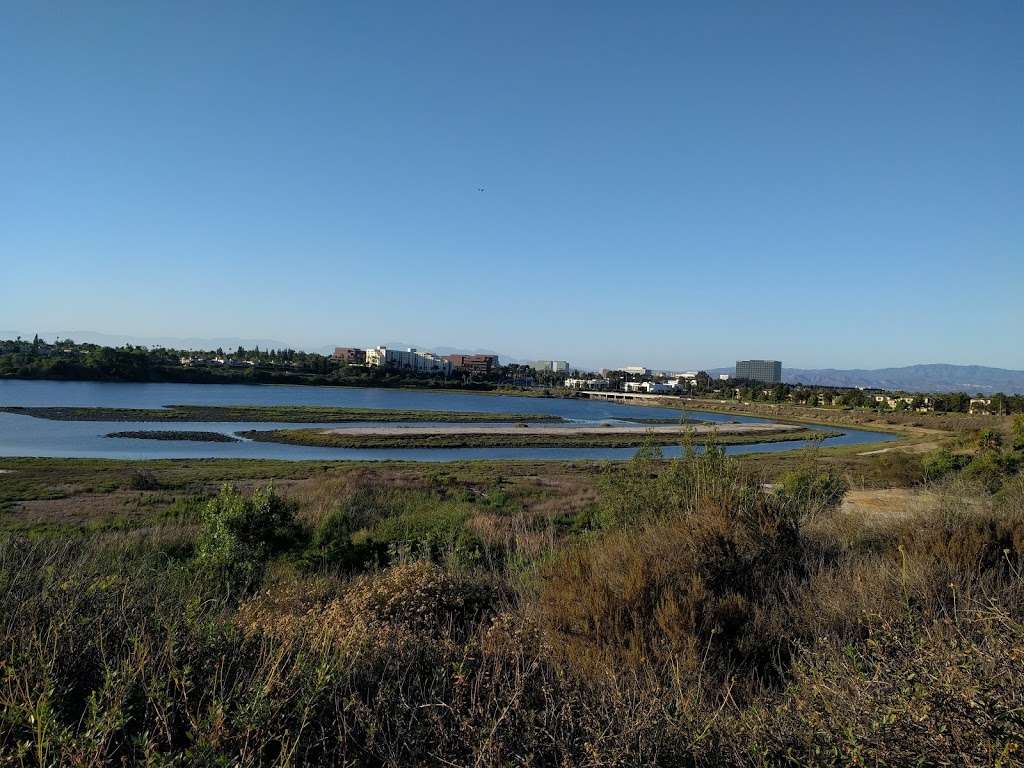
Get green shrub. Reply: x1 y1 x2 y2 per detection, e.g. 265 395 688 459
195 484 301 582
873 450 926 486
160 494 207 524
305 506 374 572
963 451 1013 493
596 441 745 529
370 496 481 565
776 466 848 514
921 448 969 482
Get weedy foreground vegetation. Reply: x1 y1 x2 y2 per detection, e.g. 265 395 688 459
2 418 1024 766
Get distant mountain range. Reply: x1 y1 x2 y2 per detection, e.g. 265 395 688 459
708 364 1024 395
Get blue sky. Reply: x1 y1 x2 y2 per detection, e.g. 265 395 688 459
3 2 1022 371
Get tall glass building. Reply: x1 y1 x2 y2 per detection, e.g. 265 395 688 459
735 359 782 384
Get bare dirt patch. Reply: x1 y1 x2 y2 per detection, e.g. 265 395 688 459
839 487 938 525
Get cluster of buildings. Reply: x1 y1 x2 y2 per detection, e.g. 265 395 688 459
332 346 500 376
332 345 789 394
873 394 928 411
566 362 784 396
364 346 452 374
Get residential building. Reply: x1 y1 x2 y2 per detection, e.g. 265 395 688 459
442 354 499 374
735 360 782 384
718 374 730 381
874 394 933 411
969 398 993 415
332 347 366 365
365 346 452 375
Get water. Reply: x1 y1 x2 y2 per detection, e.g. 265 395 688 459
0 380 896 461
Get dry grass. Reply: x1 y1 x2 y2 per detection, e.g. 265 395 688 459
2 450 1024 765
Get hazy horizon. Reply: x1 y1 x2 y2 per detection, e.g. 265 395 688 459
4 3 1022 369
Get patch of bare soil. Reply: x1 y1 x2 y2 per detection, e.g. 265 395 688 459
840 487 938 524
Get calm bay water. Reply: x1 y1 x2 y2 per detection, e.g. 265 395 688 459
0 380 895 461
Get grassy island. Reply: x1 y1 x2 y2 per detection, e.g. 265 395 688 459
238 426 836 449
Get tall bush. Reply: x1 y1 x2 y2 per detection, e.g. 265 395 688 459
196 484 301 582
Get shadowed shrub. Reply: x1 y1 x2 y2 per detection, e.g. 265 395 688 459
126 469 161 490
303 505 375 572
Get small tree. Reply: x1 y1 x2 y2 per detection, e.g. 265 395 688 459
777 466 848 516
196 484 300 583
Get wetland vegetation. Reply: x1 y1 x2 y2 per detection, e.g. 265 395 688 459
238 426 835 449
1 411 1023 764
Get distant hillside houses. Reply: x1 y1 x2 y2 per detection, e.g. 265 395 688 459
873 394 934 412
